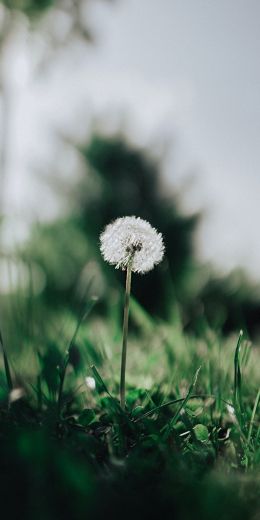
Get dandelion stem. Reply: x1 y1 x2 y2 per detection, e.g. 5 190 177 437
120 261 132 409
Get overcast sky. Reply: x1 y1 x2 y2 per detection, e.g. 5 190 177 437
3 0 260 278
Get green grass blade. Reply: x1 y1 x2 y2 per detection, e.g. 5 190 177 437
169 366 201 429
90 365 113 397
233 330 243 414
159 367 201 439
133 393 205 423
90 365 132 423
247 388 260 446
0 328 13 391
57 297 97 416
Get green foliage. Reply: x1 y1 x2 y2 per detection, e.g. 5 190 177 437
1 0 54 17
193 423 209 442
188 269 260 336
0 300 259 518
78 408 95 426
24 219 91 307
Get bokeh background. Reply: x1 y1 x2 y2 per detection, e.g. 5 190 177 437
1 0 260 336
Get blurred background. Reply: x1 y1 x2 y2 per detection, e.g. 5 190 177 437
1 0 260 337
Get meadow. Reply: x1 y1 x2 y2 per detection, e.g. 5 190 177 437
1 2 259 518
0 285 259 519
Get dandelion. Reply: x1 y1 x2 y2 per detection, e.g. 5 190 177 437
100 216 164 273
100 216 164 409
85 376 96 391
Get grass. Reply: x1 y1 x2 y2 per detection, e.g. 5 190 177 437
0 294 259 519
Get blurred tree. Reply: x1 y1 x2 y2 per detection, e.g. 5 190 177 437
78 135 200 314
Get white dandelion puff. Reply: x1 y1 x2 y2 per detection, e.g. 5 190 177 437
100 216 164 274
100 216 165 410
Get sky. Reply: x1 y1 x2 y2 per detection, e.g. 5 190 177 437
2 0 260 278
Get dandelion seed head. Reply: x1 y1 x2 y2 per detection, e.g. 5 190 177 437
100 216 165 273
85 376 96 390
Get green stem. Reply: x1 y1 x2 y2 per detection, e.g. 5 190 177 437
120 262 132 409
